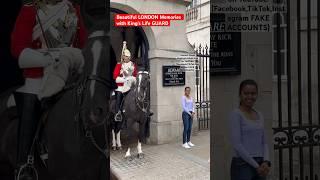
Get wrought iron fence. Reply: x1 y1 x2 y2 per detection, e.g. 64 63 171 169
195 44 210 130
273 0 320 179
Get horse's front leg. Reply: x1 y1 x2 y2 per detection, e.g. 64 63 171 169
116 131 122 150
111 129 116 151
137 140 144 159
124 148 133 161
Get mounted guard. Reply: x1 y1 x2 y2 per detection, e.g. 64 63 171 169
110 42 153 156
113 41 137 122
10 0 87 179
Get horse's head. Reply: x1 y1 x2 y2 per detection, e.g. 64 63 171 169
135 71 150 103
78 31 115 128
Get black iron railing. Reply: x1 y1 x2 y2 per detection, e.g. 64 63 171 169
273 0 320 179
195 44 210 130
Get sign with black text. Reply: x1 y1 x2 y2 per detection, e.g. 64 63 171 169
162 66 185 86
210 13 241 75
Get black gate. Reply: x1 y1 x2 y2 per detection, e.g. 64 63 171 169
195 44 210 130
273 0 320 179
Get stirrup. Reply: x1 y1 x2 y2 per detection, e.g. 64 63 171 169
16 155 38 180
114 111 122 122
38 141 48 167
40 153 48 167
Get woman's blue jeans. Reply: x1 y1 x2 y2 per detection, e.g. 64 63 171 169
231 157 266 180
182 111 193 144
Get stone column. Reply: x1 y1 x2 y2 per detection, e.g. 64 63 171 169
148 50 196 144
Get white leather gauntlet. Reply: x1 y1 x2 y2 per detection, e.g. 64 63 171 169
18 48 54 68
115 76 126 83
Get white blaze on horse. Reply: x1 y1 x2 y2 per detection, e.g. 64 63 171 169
110 70 151 160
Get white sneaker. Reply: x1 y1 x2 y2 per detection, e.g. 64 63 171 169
188 142 195 147
182 143 191 149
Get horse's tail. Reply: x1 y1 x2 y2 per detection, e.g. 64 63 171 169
144 116 151 138
138 115 151 144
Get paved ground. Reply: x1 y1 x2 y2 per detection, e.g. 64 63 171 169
110 130 210 180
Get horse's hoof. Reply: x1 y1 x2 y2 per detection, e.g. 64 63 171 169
125 156 133 161
116 146 122 150
112 146 117 151
137 153 144 159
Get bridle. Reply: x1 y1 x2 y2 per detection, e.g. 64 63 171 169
135 71 150 114
69 30 115 157
71 72 116 158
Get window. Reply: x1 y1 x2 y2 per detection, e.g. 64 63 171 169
192 0 199 7
188 0 199 9
272 11 287 78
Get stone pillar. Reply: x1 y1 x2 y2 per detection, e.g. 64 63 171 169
148 50 196 144
211 32 273 179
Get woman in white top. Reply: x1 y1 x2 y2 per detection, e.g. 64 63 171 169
181 86 195 149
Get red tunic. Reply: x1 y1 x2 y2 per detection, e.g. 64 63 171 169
11 3 88 78
113 63 137 87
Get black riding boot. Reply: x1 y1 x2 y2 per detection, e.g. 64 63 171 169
14 92 41 180
115 91 123 113
114 91 123 122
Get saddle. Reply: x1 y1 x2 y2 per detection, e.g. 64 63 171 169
35 85 79 167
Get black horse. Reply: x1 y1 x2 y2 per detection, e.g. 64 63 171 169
110 70 151 159
0 32 113 180
0 1 114 179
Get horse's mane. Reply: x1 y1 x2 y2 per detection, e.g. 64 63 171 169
131 83 136 90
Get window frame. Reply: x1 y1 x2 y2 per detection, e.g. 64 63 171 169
272 12 288 81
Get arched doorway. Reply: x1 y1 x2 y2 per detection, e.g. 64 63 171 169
109 8 152 144
110 8 150 71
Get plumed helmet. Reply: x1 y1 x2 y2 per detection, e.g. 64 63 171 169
123 49 131 57
121 41 131 63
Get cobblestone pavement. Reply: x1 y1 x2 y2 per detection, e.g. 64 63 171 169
110 131 210 180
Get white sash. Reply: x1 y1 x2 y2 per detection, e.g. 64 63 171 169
121 62 135 93
122 76 136 93
32 0 77 42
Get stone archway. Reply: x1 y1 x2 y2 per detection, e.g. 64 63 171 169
109 5 153 143
110 9 150 70
110 3 156 71
110 2 156 48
